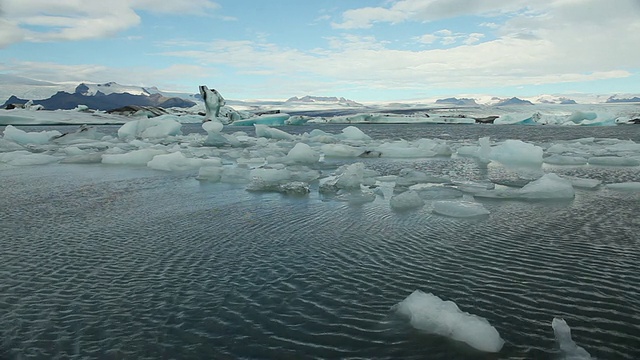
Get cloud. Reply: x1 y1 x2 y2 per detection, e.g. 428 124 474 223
156 0 639 97
2 0 639 100
0 0 220 47
332 0 534 29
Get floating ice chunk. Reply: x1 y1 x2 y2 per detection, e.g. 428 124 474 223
543 155 588 165
52 125 104 145
567 111 597 123
588 156 639 166
285 115 310 125
338 126 371 141
319 163 377 193
560 176 601 189
411 185 463 200
254 124 295 140
2 125 61 145
250 168 292 184
63 146 87 156
552 318 592 359
202 119 224 133
147 152 221 171
490 140 543 166
197 166 223 182
118 117 182 140
433 199 490 217
396 168 449 187
221 167 251 183
605 182 640 192
102 149 167 166
394 290 504 353
390 190 425 210
377 140 437 158
61 153 104 164
288 166 321 183
277 181 310 195
546 143 578 155
519 173 574 199
286 143 320 164
605 140 640 153
477 136 491 163
336 189 377 204
0 151 60 165
321 144 363 157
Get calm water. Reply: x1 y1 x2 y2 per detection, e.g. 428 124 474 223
1 124 639 359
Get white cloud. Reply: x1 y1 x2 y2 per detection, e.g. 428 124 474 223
2 0 639 99
417 30 486 46
0 0 220 47
417 33 437 44
333 0 535 29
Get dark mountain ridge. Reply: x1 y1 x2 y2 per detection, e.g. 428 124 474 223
3 83 196 111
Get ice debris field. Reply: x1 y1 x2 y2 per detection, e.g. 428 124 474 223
4 117 634 356
2 118 640 214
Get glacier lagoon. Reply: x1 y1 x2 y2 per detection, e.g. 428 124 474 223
1 122 640 359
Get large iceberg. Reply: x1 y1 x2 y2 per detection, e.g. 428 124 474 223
394 290 504 353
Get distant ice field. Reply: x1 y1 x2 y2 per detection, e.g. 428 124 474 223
1 123 639 359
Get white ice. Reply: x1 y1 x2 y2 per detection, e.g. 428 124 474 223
0 151 60 165
102 148 167 166
286 143 320 164
2 125 61 145
432 199 490 217
490 140 543 167
146 151 221 171
254 124 296 140
551 318 592 359
118 117 182 140
389 190 425 210
518 173 575 200
605 182 640 192
394 290 504 353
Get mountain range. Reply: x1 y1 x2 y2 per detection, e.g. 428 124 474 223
285 95 362 106
2 83 196 111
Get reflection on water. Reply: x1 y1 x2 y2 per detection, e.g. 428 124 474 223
1 124 639 359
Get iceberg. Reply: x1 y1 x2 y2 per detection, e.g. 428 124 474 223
394 290 504 353
552 318 592 359
490 139 543 167
200 85 225 120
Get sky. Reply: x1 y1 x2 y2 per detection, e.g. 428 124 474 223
1 0 639 101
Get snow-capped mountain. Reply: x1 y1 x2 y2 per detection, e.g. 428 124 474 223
74 82 153 96
286 95 362 106
3 82 197 111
